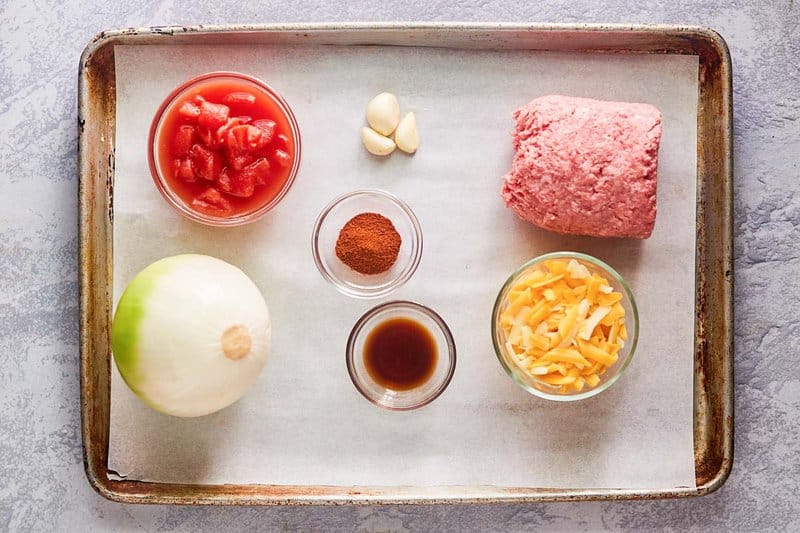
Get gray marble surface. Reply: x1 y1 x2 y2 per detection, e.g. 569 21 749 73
0 0 797 531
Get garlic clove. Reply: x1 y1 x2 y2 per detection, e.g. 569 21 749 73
366 92 400 136
394 112 419 154
361 127 396 156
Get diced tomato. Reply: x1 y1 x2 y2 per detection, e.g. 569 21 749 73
192 187 232 214
197 101 230 130
178 102 201 120
225 124 270 153
224 126 249 154
227 169 256 198
222 92 257 106
216 167 232 193
247 125 268 148
251 119 276 144
189 143 221 181
173 125 196 156
209 153 223 180
215 117 247 145
241 158 271 186
272 149 292 168
217 164 257 198
172 157 196 182
197 127 216 148
229 153 255 171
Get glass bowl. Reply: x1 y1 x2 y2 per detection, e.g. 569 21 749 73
312 189 423 299
347 301 456 411
491 251 639 401
148 71 301 227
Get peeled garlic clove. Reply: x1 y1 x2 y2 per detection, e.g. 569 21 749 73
361 127 396 156
366 92 400 136
394 112 419 154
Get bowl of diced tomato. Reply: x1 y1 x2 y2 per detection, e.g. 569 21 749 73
148 72 301 226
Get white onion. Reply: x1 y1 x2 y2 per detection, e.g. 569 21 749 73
112 254 270 417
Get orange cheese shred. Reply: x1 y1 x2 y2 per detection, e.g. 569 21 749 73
499 258 627 393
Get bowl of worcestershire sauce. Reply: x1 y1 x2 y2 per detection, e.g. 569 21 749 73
346 301 456 410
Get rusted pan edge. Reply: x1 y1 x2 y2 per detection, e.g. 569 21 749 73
691 26 734 497
78 30 116 507
88 482 708 506
78 23 733 505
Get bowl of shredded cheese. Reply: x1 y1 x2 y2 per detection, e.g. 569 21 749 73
492 252 639 401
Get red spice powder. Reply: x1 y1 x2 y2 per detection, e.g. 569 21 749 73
335 212 402 275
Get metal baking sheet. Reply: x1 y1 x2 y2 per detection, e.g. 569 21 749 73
78 23 733 505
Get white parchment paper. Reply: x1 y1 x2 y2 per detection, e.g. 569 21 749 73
110 44 698 489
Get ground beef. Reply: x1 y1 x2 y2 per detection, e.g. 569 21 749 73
501 95 662 239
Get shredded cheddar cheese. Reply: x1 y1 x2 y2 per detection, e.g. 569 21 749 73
499 258 626 393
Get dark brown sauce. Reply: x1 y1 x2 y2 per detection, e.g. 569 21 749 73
364 317 437 391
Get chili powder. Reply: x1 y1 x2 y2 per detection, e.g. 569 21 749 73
335 212 401 275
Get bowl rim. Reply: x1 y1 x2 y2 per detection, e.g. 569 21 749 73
311 188 423 299
491 251 639 402
147 71 302 227
346 300 457 411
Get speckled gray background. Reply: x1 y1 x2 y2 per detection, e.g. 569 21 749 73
0 0 797 531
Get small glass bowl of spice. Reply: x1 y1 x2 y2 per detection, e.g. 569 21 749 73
312 189 423 298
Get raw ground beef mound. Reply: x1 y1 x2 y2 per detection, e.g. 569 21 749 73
501 95 662 239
